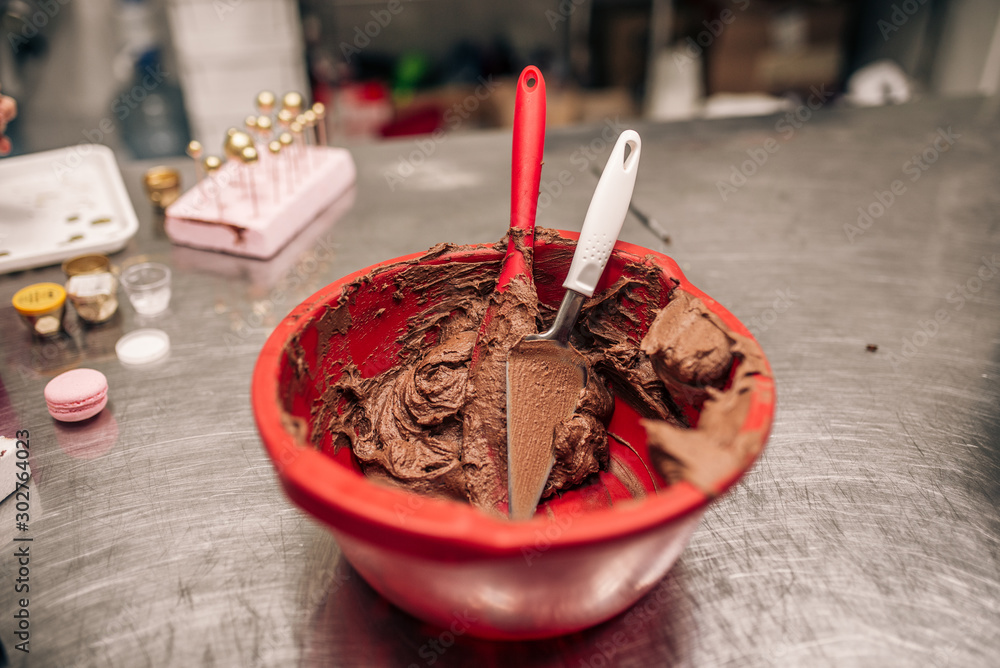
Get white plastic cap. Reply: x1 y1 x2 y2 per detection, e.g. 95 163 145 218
116 329 171 366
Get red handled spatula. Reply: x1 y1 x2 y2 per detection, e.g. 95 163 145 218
506 129 642 520
462 66 546 513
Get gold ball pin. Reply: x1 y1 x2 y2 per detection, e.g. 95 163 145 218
282 91 303 114
256 90 276 115
204 155 222 173
224 130 253 159
240 145 259 165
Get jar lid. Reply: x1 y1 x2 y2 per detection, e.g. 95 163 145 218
12 283 67 315
62 253 112 277
143 166 181 209
116 329 170 366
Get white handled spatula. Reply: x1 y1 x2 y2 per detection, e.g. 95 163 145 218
505 129 641 520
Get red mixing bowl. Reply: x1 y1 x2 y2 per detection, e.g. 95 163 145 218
251 231 775 639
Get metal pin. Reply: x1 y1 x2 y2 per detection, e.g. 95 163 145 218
256 115 273 166
311 102 327 147
224 130 254 195
302 110 319 166
186 140 204 184
290 120 305 168
240 145 260 218
257 115 273 144
279 131 295 187
277 108 295 133
268 139 281 203
295 113 311 168
303 110 318 144
296 114 309 144
203 155 223 216
244 115 258 144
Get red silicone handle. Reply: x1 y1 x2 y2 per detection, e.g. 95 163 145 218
498 66 546 290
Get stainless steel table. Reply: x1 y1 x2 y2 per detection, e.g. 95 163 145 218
1 96 998 667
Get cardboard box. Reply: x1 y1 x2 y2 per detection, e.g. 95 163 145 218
708 3 849 95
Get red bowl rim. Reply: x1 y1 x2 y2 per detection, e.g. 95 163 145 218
251 232 776 561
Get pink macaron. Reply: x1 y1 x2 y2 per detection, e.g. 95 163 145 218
44 368 109 422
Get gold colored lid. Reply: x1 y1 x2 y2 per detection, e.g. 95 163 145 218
62 253 111 277
143 166 182 208
13 282 66 315
144 165 180 190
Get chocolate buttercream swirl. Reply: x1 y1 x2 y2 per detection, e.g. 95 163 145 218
314 230 766 513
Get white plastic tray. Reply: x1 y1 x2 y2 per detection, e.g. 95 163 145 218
0 144 139 274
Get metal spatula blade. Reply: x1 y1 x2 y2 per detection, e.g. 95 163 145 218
506 334 586 520
506 129 642 520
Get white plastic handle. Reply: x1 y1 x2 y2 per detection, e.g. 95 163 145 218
563 130 641 297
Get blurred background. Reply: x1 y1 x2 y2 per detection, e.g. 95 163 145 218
0 0 997 159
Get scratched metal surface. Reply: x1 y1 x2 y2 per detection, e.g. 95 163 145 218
1 96 998 667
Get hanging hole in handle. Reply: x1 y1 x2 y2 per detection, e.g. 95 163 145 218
526 77 537 88
623 139 639 170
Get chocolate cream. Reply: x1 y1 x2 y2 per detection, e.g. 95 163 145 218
305 229 770 512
